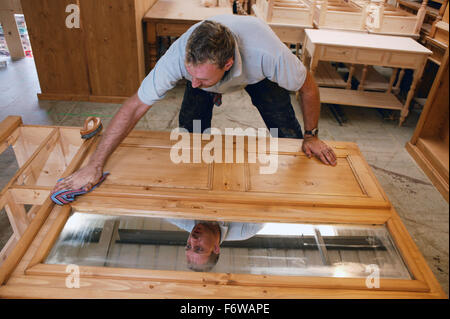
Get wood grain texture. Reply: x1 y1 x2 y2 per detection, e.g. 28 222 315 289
0 123 446 298
21 0 90 96
21 0 156 101
406 48 449 202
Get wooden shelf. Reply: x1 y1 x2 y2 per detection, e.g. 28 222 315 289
319 87 403 110
398 0 440 18
315 62 347 88
406 140 449 202
416 137 449 181
407 48 449 202
351 65 390 91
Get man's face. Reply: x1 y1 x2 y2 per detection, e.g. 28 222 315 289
185 59 233 89
185 223 220 265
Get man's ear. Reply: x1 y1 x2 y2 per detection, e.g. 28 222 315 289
223 58 234 71
213 244 220 254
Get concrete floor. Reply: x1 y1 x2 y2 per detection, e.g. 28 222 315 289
0 56 448 296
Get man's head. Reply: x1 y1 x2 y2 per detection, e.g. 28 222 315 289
185 20 235 89
185 222 221 272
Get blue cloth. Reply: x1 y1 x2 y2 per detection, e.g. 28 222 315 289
51 172 110 205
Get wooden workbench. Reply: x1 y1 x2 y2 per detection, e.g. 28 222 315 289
0 116 446 298
143 0 232 70
301 29 432 125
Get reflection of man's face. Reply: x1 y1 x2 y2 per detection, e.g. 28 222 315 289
185 223 220 265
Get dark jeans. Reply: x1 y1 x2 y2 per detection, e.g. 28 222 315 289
178 78 304 139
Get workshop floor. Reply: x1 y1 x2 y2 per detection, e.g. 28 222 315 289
0 57 448 296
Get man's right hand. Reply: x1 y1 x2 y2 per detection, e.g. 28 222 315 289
52 164 104 193
51 93 151 195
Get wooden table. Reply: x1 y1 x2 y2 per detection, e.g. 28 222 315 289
302 29 432 125
143 0 232 70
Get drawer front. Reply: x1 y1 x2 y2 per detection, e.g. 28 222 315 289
387 52 421 68
321 46 355 62
355 49 385 64
156 23 193 37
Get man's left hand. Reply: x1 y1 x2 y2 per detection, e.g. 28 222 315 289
302 136 337 166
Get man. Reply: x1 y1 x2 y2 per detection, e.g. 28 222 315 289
53 14 337 194
167 219 265 272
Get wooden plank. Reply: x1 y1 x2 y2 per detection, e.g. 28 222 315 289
0 10 25 58
72 195 393 225
80 0 141 97
8 187 50 206
0 128 58 198
16 131 60 186
0 235 17 267
102 146 211 190
416 137 449 182
24 262 431 293
0 198 55 285
156 23 192 37
27 205 71 268
4 191 29 239
0 274 445 298
305 29 431 54
77 133 390 209
407 48 448 201
0 134 98 285
134 0 158 82
314 61 347 88
20 0 90 96
0 0 23 12
143 0 232 21
406 142 449 202
387 215 447 297
0 116 22 146
248 154 365 196
352 65 390 91
319 87 404 110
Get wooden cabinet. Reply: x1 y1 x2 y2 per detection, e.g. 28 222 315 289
406 48 449 202
21 0 157 103
0 116 446 298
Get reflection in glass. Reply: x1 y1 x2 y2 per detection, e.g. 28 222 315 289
45 212 411 279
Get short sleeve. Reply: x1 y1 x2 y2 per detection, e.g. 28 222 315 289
164 218 195 233
261 49 307 92
137 38 185 105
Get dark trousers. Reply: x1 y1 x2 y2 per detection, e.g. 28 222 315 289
178 78 304 139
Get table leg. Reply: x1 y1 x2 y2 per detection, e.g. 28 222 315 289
309 53 319 79
387 68 398 94
147 21 158 70
358 65 368 91
394 68 405 93
399 60 427 126
346 64 355 90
